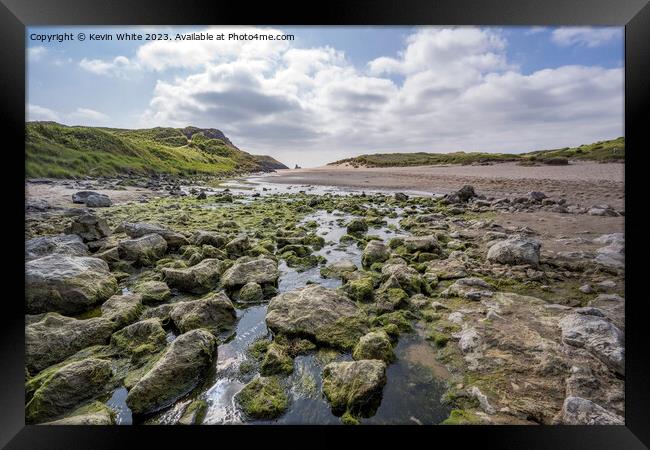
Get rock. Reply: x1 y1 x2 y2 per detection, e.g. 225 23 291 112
225 235 250 256
26 313 114 373
528 191 546 202
140 303 175 322
579 284 594 294
260 343 294 376
72 191 105 204
594 236 624 269
134 280 171 304
110 318 167 359
441 277 494 300
118 233 167 266
361 241 390 267
444 185 476 204
458 327 481 353
403 235 442 254
191 230 227 248
394 193 409 201
487 238 541 267
559 397 624 425
26 358 113 424
42 401 115 425
266 285 365 349
126 329 217 414
470 386 496 414
589 294 624 331
25 255 118 314
123 222 189 249
221 258 279 287
559 313 624 375
343 277 374 303
239 282 263 303
25 234 88 261
236 376 288 419
322 259 358 278
380 263 425 295
67 214 111 242
170 292 236 334
346 218 368 233
352 331 393 362
178 399 208 425
162 258 225 294
322 360 387 415
588 207 619 217
85 194 113 208
101 292 143 328
196 190 207 200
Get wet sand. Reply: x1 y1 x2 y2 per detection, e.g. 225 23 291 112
264 161 625 210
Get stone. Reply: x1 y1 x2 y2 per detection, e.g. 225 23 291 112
85 194 113 208
559 397 624 425
322 360 387 415
134 280 171 304
25 234 88 261
380 263 425 295
191 230 227 248
441 277 494 300
458 327 481 353
126 329 217 414
352 330 393 362
239 282 264 303
559 313 624 375
170 292 236 334
528 191 546 202
123 222 189 249
361 240 390 267
594 236 624 269
487 238 541 267
346 218 368 233
42 401 115 425
266 285 365 349
322 259 358 278
178 399 208 425
343 277 374 303
221 258 279 287
72 191 104 204
225 235 250 256
101 292 143 328
236 376 288 419
26 313 114 373
67 214 111 242
260 343 294 376
26 358 113 424
26 255 118 315
403 235 442 254
110 318 167 359
394 193 409 201
118 233 167 266
162 258 225 294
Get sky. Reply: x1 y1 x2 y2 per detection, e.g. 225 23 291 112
26 26 624 167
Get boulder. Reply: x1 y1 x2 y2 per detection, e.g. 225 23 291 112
266 285 365 349
528 191 546 202
126 329 217 414
260 343 294 376
85 194 113 208
72 191 108 205
346 218 368 234
221 258 279 287
118 233 167 266
67 214 111 242
110 318 167 359
236 376 288 419
225 235 250 256
321 259 358 279
559 397 624 425
101 292 143 328
134 280 171 304
322 360 387 415
26 313 114 373
25 234 88 261
238 282 263 303
25 255 118 314
123 222 188 249
403 235 442 254
162 258 225 293
191 230 227 248
170 292 237 334
559 313 624 375
42 401 115 425
394 193 409 201
26 358 113 423
352 331 393 362
381 263 425 295
487 238 541 267
441 277 494 300
361 241 390 267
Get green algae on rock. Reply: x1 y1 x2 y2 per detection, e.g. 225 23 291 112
236 376 288 419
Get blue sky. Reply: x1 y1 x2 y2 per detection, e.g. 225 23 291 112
27 26 623 167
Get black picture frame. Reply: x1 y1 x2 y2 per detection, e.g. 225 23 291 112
2 0 648 448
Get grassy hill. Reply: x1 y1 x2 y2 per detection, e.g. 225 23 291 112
329 137 625 168
25 122 288 178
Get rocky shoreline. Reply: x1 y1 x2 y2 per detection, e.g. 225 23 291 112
24 176 624 425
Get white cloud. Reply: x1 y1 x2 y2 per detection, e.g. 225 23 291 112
79 56 138 78
70 107 109 122
28 46 47 62
27 104 60 122
551 27 622 48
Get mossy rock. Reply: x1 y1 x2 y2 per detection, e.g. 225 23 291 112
343 277 374 303
236 376 288 419
260 343 294 376
440 409 482 425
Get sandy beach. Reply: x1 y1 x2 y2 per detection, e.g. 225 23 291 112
264 161 625 210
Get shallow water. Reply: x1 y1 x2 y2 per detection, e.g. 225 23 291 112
105 180 451 425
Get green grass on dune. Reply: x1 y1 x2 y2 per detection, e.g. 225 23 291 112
25 122 285 178
329 137 625 168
